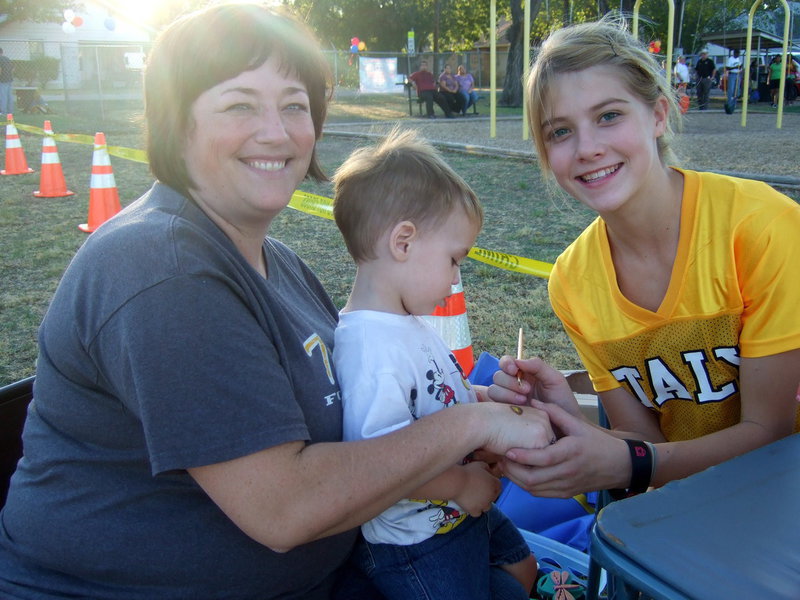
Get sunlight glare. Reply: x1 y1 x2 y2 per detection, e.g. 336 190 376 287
111 0 171 26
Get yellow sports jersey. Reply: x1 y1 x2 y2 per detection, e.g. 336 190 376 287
549 169 800 441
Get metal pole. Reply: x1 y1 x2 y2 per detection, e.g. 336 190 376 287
60 43 70 113
94 46 105 123
490 0 497 138
523 0 531 140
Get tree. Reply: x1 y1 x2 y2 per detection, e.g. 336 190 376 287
284 0 492 52
631 0 752 54
0 0 76 23
499 0 543 107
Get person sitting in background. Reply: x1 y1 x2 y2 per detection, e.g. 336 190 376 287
438 64 463 116
408 60 454 119
455 65 479 115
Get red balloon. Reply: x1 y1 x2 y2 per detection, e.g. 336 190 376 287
350 37 359 46
72 15 84 27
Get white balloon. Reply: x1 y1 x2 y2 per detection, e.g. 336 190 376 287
63 9 75 21
62 21 76 34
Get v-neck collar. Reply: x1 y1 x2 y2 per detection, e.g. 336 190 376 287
598 167 698 321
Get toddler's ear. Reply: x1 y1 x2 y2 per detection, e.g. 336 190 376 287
389 221 417 261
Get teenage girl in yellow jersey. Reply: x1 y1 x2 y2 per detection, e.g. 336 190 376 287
489 18 800 499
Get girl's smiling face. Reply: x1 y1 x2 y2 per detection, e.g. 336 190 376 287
541 65 669 215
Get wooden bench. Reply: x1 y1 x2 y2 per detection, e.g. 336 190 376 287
0 376 33 508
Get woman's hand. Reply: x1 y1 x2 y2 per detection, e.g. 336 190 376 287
452 461 502 517
499 400 630 498
488 355 585 421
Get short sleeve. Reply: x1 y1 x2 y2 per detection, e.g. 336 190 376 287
94 274 309 474
736 197 800 357
343 372 414 441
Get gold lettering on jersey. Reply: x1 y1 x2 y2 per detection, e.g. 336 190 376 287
303 333 335 385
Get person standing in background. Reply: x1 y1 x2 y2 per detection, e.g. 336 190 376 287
694 50 716 110
673 55 689 93
768 54 783 107
0 48 14 115
725 49 742 107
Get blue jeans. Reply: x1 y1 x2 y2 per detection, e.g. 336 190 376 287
459 90 479 114
727 71 740 102
0 82 13 115
352 505 531 600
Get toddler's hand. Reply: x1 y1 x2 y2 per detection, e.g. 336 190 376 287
453 462 501 518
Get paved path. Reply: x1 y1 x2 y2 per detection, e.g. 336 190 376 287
325 109 800 190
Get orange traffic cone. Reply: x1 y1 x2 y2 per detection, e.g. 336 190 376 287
79 132 121 233
1 114 35 176
422 276 475 376
679 93 690 115
34 121 74 198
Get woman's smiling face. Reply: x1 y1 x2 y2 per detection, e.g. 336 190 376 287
183 56 316 232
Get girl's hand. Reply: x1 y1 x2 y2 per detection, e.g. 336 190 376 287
488 355 584 421
452 461 501 517
500 401 630 498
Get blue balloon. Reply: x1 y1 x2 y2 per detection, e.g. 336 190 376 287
350 44 359 53
104 17 116 31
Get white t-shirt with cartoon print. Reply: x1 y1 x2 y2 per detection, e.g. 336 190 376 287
334 310 477 545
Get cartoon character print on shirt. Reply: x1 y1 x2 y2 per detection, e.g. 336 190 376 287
409 346 471 534
425 352 457 407
408 387 419 420
411 499 467 534
447 353 473 392
423 344 471 407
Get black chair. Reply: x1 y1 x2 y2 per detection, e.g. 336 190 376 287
0 376 34 508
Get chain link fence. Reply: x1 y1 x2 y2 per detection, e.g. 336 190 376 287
0 38 511 121
327 49 510 90
0 38 148 119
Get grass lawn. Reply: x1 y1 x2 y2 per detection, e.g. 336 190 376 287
31 90 794 385
5 91 797 386
1 101 591 386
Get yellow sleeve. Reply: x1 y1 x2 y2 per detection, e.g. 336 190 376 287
735 189 800 357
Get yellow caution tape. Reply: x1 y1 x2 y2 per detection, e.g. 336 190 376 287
468 247 552 279
289 190 334 220
107 145 148 164
289 191 553 279
15 123 149 163
13 124 554 278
